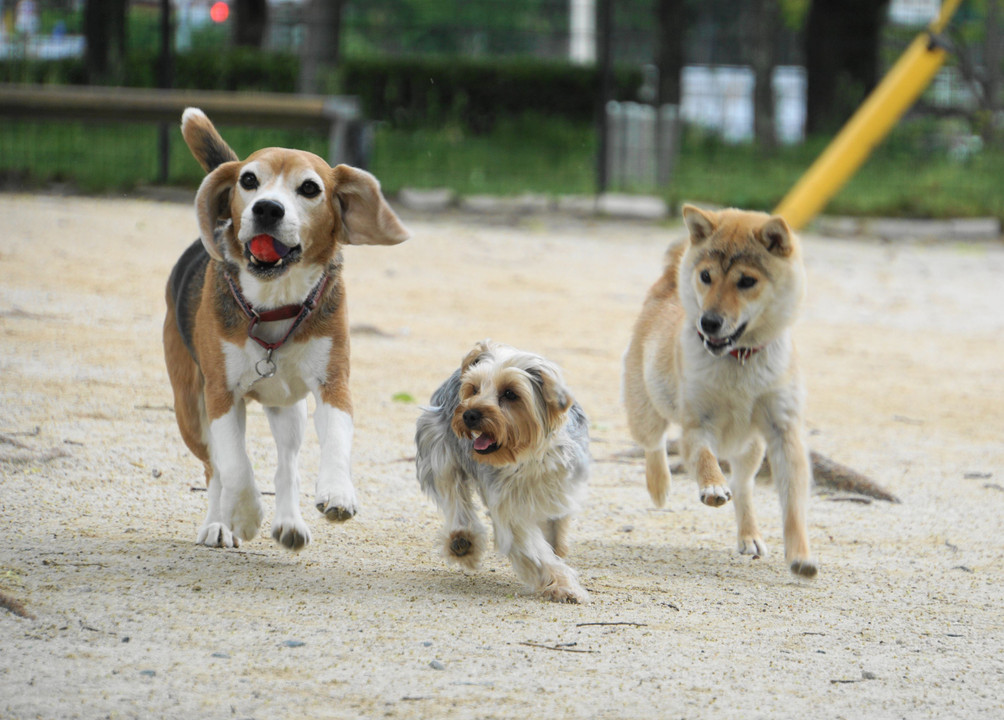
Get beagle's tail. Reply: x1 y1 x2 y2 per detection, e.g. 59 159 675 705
181 108 240 173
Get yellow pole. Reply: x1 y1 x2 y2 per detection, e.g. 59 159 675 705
774 0 965 230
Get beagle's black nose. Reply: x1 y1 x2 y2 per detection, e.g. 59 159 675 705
252 199 285 226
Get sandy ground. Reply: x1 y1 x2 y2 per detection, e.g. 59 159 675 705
1 192 1003 719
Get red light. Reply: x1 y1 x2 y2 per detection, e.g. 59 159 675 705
210 2 229 23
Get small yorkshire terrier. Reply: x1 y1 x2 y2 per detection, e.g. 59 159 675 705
416 341 591 603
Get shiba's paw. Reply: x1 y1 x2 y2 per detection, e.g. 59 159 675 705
789 557 818 578
738 535 768 558
700 485 732 507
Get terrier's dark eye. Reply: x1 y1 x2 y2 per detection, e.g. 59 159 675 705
501 389 518 402
700 269 712 284
737 275 758 289
239 172 258 191
299 180 321 198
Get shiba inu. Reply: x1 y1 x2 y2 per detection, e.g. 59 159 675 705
163 108 409 551
623 205 817 577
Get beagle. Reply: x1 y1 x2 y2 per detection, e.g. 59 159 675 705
163 108 410 551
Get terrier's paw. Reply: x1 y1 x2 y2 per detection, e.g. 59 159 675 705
540 580 589 604
699 485 732 507
442 529 485 571
315 490 358 522
197 522 239 549
790 557 818 578
738 535 768 559
271 518 312 551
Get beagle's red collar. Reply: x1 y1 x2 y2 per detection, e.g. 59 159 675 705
225 272 330 352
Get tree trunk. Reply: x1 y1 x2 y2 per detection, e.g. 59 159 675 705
749 0 780 153
982 0 1002 145
84 0 128 85
298 0 344 94
654 0 686 106
233 0 268 48
805 0 890 134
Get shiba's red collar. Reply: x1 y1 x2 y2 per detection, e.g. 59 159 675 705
697 330 762 364
226 272 329 352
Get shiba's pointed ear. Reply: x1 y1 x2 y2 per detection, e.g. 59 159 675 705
759 215 794 257
682 204 717 244
194 160 240 261
527 359 574 432
332 165 411 246
460 340 494 373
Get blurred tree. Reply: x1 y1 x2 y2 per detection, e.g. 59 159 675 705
748 0 781 153
952 0 1002 146
233 0 268 47
804 0 891 134
654 0 685 106
299 0 345 93
84 0 127 84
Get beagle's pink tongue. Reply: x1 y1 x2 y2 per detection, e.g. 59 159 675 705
249 235 289 263
473 434 495 451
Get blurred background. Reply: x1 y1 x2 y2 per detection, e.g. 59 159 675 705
0 0 1001 220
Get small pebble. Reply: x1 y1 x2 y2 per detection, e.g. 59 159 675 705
211 652 230 659
422 641 433 647
139 670 156 677
282 640 305 648
429 660 445 671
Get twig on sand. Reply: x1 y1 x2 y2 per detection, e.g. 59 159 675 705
575 622 648 628
519 641 598 654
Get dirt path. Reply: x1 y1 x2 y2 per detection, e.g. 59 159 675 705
2 193 1003 719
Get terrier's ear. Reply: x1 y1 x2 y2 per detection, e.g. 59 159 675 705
758 215 795 257
332 164 411 246
194 160 241 261
527 360 574 432
460 340 494 374
682 204 718 244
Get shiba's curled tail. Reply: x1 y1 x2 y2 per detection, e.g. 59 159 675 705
181 107 240 172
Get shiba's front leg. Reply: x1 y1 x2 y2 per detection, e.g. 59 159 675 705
765 424 817 577
681 426 732 507
729 438 767 557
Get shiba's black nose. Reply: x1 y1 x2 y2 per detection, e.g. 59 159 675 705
462 409 482 428
252 199 285 226
700 313 724 336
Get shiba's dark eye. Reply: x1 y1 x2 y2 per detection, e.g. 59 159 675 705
738 275 758 289
501 389 519 402
298 180 321 198
239 172 258 190
700 269 712 284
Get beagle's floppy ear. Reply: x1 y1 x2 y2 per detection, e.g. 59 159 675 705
332 165 411 246
194 160 240 262
460 340 495 374
682 204 718 245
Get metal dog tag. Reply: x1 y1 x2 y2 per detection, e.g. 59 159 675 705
255 349 277 379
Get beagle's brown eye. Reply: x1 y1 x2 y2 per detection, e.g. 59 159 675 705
239 172 258 191
298 180 321 198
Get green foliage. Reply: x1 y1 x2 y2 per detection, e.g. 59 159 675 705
338 56 642 132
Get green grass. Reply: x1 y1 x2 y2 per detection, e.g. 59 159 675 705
1 116 1001 221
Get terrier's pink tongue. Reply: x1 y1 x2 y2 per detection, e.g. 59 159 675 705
249 235 289 263
473 434 495 451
